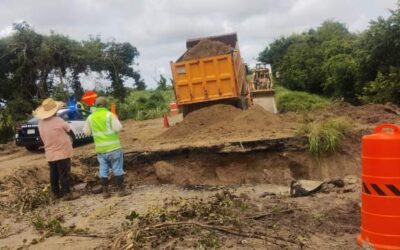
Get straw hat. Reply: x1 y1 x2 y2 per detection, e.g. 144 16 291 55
33 98 64 119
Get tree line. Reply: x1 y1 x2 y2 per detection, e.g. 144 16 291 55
0 22 146 121
259 4 400 105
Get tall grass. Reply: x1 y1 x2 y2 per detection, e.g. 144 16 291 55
110 90 174 121
275 86 330 113
298 117 352 156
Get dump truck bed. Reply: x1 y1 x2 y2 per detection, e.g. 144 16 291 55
170 33 247 108
171 52 245 105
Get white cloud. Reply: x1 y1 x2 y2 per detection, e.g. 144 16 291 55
0 25 13 37
0 0 397 88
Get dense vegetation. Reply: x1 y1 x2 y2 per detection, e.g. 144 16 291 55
114 89 173 121
259 4 400 105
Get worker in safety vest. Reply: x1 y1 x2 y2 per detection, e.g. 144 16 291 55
83 97 129 198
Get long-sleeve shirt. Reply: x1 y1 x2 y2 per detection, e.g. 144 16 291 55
83 113 122 136
38 116 73 162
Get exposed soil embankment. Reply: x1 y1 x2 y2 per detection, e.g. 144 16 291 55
316 101 400 125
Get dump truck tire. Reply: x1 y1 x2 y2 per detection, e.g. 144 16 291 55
237 96 248 110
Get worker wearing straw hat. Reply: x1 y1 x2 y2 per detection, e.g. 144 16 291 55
34 98 79 201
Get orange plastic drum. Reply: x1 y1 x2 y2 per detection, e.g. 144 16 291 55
169 102 178 116
358 124 400 249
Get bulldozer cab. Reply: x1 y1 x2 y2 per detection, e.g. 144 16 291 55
250 63 276 113
253 63 272 90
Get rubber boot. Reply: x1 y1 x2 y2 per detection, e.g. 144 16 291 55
114 175 130 197
100 177 111 199
62 191 80 201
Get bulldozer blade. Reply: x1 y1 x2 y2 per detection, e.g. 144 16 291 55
251 90 277 114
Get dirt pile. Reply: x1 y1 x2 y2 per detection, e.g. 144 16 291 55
180 39 232 61
157 104 294 144
0 142 20 156
320 102 400 124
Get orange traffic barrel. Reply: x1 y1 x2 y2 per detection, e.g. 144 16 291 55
169 102 178 116
358 124 400 249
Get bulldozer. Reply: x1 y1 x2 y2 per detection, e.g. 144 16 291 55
249 63 277 113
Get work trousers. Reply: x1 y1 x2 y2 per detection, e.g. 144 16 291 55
48 158 71 195
97 148 124 178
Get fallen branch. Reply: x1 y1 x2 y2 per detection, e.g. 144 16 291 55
247 209 294 220
147 221 298 245
63 232 109 238
0 226 29 239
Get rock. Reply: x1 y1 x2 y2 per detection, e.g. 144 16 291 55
344 175 358 185
321 183 336 193
154 161 178 183
92 185 102 194
297 180 325 191
73 183 87 191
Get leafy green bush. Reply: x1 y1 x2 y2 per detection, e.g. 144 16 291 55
298 117 352 156
31 214 68 235
114 90 174 121
0 108 15 143
275 86 330 113
359 68 400 105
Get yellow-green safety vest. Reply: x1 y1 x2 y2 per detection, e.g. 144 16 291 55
89 107 121 153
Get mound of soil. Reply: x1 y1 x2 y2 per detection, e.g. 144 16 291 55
0 142 20 156
157 104 294 144
180 39 232 61
321 102 400 124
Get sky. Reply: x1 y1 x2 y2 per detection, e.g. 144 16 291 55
0 0 397 89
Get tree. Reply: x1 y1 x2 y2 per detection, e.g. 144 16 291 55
132 71 146 90
0 21 144 142
323 54 357 100
156 74 168 90
103 42 140 101
258 35 299 75
279 39 325 93
260 20 358 98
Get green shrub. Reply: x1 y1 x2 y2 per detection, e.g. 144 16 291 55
109 90 174 121
275 86 330 113
31 214 69 235
0 108 15 144
298 117 352 156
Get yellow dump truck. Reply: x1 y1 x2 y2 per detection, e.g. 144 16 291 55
170 33 250 116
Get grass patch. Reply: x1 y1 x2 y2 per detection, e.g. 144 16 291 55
109 90 174 121
275 86 330 113
298 117 352 156
31 213 89 241
31 214 70 236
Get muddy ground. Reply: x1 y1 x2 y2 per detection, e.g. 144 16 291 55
0 103 399 249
